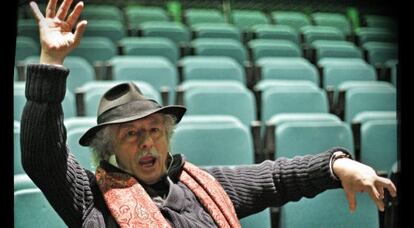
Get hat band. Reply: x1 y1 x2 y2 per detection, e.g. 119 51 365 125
97 99 162 124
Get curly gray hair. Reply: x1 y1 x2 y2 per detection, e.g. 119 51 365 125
89 114 177 167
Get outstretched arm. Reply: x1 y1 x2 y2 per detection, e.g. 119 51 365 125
30 0 87 65
333 156 397 212
207 148 397 218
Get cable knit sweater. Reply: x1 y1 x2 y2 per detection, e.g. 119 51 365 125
20 64 346 228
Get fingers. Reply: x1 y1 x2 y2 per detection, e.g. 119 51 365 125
45 0 57 18
30 1 44 22
380 177 397 198
73 20 88 46
367 185 384 211
345 190 356 213
66 1 84 30
377 185 384 200
57 0 74 20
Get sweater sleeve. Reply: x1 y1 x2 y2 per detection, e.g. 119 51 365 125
207 147 349 219
20 64 94 227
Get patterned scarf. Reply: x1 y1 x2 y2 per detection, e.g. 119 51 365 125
96 162 241 228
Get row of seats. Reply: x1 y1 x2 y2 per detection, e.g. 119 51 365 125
14 165 398 228
17 3 397 37
14 109 398 177
15 33 398 67
15 162 399 228
14 113 398 227
14 75 397 123
15 44 398 83
15 36 398 95
17 16 397 48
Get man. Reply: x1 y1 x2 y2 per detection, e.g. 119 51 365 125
21 0 397 227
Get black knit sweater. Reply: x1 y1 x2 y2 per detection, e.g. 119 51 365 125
21 64 345 228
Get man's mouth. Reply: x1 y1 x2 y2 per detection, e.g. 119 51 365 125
138 156 157 168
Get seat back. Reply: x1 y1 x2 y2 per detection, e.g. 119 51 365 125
363 41 398 67
355 27 396 46
256 57 318 85
83 20 126 43
171 115 254 166
184 8 225 26
67 127 97 171
323 60 376 95
179 56 245 83
311 12 351 36
280 189 378 228
64 116 97 132
14 188 67 228
14 82 76 120
181 81 255 126
14 124 24 174
140 21 191 46
252 24 299 45
271 11 311 32
360 119 398 172
275 121 354 158
125 6 170 31
23 56 95 93
261 83 328 122
110 56 177 104
69 36 116 65
248 39 302 61
312 40 363 62
14 173 37 192
119 37 179 64
240 208 272 228
81 5 124 23
231 10 270 32
192 23 241 41
344 86 396 122
300 25 345 46
191 38 248 65
15 36 39 62
17 19 39 43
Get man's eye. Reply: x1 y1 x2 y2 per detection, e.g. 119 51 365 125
126 131 136 136
150 128 160 134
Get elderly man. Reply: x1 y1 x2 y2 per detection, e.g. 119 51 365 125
21 0 397 227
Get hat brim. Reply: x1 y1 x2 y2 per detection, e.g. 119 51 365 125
79 105 186 146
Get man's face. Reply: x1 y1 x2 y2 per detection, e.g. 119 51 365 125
112 113 170 184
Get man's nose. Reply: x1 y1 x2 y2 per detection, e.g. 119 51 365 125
138 132 154 150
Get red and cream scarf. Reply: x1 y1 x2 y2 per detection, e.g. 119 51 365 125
95 162 241 228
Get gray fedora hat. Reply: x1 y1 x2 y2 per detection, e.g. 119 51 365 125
79 82 186 146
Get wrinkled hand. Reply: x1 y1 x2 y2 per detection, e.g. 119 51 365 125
333 158 397 212
30 0 87 65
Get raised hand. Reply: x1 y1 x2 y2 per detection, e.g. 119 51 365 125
333 158 397 212
30 0 87 65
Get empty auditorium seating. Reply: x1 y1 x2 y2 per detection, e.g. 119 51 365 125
118 37 179 64
14 82 76 121
280 189 378 228
178 56 245 83
360 119 397 174
177 80 256 126
22 56 95 94
184 8 225 26
14 188 67 228
271 11 311 32
108 56 178 104
15 36 39 62
171 115 254 166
